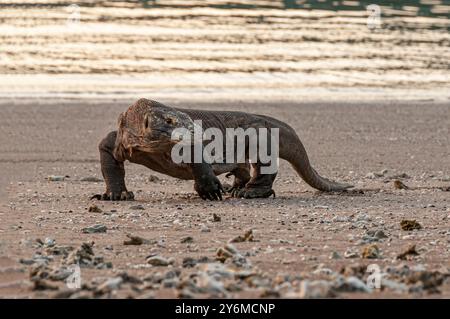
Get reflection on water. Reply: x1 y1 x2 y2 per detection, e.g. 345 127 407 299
137 0 449 18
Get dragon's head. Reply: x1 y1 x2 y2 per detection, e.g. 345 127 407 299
117 98 195 155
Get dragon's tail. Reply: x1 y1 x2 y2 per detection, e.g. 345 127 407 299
279 128 353 192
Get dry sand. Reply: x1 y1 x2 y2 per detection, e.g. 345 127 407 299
0 0 449 299
0 99 449 298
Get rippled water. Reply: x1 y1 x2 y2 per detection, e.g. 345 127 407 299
0 1 448 100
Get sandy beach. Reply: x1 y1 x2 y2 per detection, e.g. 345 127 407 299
1 99 449 298
0 0 449 299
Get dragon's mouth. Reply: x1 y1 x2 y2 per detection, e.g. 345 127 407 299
124 140 176 155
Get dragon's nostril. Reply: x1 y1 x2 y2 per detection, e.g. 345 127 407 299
144 113 149 129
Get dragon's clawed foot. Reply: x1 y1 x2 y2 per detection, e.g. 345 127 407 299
231 187 275 199
91 190 135 201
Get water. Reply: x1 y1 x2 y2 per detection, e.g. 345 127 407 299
135 0 450 19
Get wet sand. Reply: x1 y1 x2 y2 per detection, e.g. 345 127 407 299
1 1 449 101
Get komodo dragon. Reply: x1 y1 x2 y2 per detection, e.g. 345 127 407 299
95 98 352 201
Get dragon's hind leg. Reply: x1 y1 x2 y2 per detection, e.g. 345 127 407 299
224 165 251 197
233 163 277 199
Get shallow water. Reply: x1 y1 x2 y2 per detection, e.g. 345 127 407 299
0 1 448 101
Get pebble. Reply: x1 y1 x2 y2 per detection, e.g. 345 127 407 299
344 249 359 259
130 205 145 210
329 251 342 259
44 238 56 247
82 224 107 234
334 276 371 293
332 216 351 223
201 225 211 233
394 180 409 190
400 220 422 231
148 175 161 182
47 175 67 181
180 236 194 244
313 268 335 276
297 280 335 298
356 213 371 222
397 245 419 260
362 244 380 259
97 277 123 293
365 169 387 179
33 279 59 291
88 204 102 213
147 256 174 267
229 229 254 243
123 234 150 245
381 279 408 293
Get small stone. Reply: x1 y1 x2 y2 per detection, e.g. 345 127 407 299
334 276 371 293
148 175 161 182
212 213 221 222
361 244 380 259
329 251 342 259
201 225 211 233
381 279 408 292
229 229 254 243
374 230 388 239
162 278 179 288
400 220 422 231
182 257 197 268
393 180 409 190
363 229 388 243
296 280 335 298
147 256 173 267
33 279 59 291
313 268 334 276
344 249 359 259
88 204 102 213
82 224 107 234
20 258 36 265
130 204 145 210
180 236 194 244
365 170 386 179
356 213 371 222
216 243 240 263
340 264 367 277
96 277 123 293
332 216 350 223
123 234 149 245
44 238 56 247
47 175 67 181
182 256 209 268
397 244 419 260
365 172 378 179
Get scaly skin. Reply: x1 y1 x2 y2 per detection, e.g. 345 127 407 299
95 98 352 201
